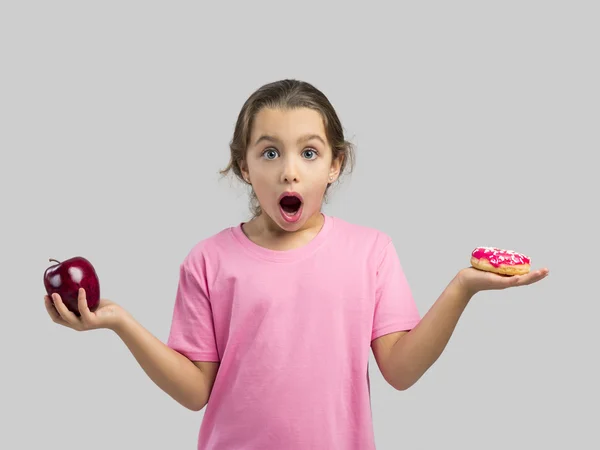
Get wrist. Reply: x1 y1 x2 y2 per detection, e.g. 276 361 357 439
108 306 133 335
453 270 477 301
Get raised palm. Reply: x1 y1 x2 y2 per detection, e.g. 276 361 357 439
45 288 126 332
457 266 549 296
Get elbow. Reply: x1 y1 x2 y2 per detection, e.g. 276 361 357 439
387 373 419 391
180 391 209 411
391 380 414 391
185 399 208 412
188 404 206 412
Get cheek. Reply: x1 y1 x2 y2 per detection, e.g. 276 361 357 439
305 179 329 202
250 177 276 201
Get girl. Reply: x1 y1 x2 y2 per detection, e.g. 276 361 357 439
44 79 549 449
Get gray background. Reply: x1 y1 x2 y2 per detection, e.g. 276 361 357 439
1 1 598 449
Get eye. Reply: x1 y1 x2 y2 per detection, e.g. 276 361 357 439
302 148 318 160
262 148 279 160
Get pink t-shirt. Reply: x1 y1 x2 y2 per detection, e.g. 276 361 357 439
167 214 421 449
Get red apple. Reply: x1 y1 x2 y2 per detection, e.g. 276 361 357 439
43 256 100 316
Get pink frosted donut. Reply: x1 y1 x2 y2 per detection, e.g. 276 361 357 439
470 247 531 276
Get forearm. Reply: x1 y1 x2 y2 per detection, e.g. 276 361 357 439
113 313 211 411
389 276 473 390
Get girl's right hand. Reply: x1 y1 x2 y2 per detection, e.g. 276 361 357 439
45 287 128 332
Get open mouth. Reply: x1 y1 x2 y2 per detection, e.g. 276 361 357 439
278 192 303 222
280 196 302 214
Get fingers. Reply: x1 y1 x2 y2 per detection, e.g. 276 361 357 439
77 287 94 322
526 268 549 284
69 288 99 330
45 289 99 331
44 295 69 327
50 293 83 330
511 268 549 287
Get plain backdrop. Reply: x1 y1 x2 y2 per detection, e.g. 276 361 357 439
1 1 598 449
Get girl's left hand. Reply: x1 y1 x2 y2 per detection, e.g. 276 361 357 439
457 266 550 296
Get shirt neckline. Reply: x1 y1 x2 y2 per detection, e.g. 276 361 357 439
230 213 334 263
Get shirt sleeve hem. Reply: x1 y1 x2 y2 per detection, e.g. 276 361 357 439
371 320 420 342
169 347 220 362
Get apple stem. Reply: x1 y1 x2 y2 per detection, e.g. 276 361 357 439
49 258 61 264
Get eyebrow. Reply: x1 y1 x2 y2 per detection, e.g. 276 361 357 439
253 133 326 147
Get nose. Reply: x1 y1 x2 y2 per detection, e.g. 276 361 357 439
281 158 299 184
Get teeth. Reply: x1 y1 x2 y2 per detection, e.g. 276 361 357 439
281 206 300 216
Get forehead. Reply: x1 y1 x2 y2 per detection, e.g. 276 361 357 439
250 107 327 144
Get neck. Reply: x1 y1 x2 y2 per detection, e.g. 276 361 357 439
243 210 325 251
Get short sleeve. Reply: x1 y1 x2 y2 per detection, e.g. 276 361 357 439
166 261 220 362
371 240 421 341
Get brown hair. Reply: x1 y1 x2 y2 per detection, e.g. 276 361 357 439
219 79 356 218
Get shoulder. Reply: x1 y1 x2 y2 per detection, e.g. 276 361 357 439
180 225 239 273
328 215 394 258
330 215 392 244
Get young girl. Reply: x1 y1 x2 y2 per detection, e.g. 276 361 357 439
44 79 549 449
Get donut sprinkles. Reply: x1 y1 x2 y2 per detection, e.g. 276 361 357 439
470 247 531 276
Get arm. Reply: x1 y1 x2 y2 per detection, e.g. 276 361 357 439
372 266 548 391
372 275 471 391
114 312 219 411
46 288 220 411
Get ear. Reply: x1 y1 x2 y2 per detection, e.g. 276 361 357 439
240 160 251 184
328 153 344 183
